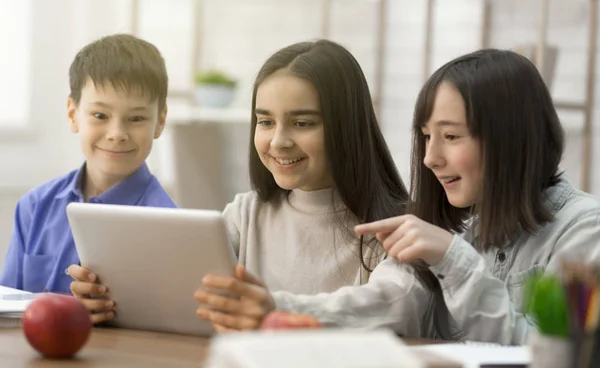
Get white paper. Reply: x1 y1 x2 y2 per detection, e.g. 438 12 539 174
0 299 32 314
0 286 30 296
411 343 530 368
0 286 32 315
207 329 426 368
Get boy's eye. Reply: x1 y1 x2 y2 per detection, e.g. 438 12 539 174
257 120 273 126
295 121 313 128
445 134 458 141
422 134 431 141
93 113 108 120
129 116 146 122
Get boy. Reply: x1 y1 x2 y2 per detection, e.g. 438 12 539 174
0 34 177 294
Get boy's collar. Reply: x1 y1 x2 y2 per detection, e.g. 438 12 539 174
57 162 153 205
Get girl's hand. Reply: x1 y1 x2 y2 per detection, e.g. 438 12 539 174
194 265 275 331
355 214 454 266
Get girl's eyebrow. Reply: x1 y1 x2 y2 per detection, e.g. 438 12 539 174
288 109 321 117
423 119 465 129
434 120 464 127
254 108 322 117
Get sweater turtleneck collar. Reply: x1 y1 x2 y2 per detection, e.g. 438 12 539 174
287 187 347 214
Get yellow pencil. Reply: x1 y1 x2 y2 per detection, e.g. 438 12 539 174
585 284 600 331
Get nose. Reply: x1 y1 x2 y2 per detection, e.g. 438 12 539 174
270 124 293 149
106 120 129 143
423 138 445 170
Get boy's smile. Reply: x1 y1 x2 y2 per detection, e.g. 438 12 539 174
95 146 136 158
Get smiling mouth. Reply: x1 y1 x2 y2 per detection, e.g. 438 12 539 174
272 156 306 165
440 176 461 184
97 147 135 154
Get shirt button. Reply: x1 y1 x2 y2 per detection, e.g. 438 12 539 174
497 251 507 263
436 274 445 280
64 267 70 275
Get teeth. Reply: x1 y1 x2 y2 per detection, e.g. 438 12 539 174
277 158 303 165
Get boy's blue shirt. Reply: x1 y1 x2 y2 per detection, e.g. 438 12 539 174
0 162 177 293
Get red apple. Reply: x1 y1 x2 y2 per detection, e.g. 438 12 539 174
22 294 92 358
260 311 324 330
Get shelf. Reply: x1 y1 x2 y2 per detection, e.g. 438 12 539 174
167 104 251 125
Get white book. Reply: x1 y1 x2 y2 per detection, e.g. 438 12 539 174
411 343 530 368
0 285 31 296
206 329 427 368
0 286 34 327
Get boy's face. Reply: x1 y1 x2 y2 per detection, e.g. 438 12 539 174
67 78 166 181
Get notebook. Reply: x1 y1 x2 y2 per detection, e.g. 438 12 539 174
410 343 531 368
206 329 428 368
0 286 34 328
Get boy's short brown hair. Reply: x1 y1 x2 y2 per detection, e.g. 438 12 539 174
69 33 168 110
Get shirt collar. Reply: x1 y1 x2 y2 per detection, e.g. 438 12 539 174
55 163 86 200
542 175 573 215
56 162 153 206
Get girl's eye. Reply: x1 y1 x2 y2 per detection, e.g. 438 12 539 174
93 113 108 120
445 134 458 141
130 116 146 122
423 134 431 141
295 121 314 128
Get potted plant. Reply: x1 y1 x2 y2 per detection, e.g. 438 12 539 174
525 274 572 368
194 70 237 108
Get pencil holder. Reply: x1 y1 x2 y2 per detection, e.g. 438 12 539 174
529 333 572 368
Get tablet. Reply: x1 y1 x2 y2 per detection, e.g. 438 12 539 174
66 202 237 336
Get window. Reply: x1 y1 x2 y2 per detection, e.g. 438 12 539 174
0 0 32 127
137 0 196 94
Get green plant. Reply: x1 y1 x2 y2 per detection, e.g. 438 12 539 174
194 70 236 87
525 274 570 337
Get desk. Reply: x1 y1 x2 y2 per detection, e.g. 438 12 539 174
0 328 460 368
0 328 207 367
